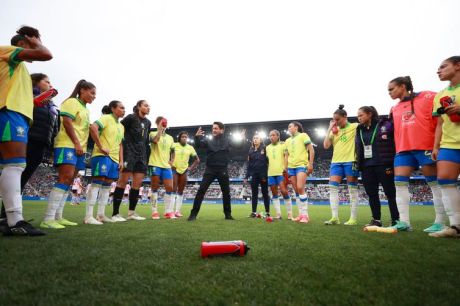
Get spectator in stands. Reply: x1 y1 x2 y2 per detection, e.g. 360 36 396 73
356 106 399 227
285 122 314 223
188 122 245 220
245 134 270 217
323 105 359 226
430 56 460 238
172 131 200 217
389 76 446 232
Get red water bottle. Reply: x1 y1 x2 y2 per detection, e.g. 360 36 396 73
160 118 168 127
332 124 339 135
440 96 460 122
33 88 58 107
201 240 250 258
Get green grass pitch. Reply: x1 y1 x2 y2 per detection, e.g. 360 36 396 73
1 201 459 306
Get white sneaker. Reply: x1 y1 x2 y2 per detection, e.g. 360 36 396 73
111 214 127 222
96 215 115 223
84 216 103 225
127 212 146 221
429 226 460 238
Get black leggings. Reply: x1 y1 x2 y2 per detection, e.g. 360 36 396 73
361 165 399 222
250 174 270 213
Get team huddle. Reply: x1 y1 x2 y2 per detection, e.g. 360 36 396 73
0 26 459 238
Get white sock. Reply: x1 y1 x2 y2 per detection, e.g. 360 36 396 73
429 183 446 224
55 191 69 220
272 197 281 215
329 185 339 219
440 185 460 227
299 194 308 215
395 185 411 225
171 193 177 212
86 184 100 218
151 192 159 213
176 194 184 212
284 196 292 215
44 185 67 222
164 193 172 213
349 186 358 220
97 186 111 216
0 166 24 226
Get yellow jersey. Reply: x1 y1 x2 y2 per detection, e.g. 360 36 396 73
330 122 358 163
92 114 125 163
0 46 33 119
149 131 175 168
266 142 286 176
285 132 312 168
173 143 197 174
433 85 460 149
54 98 90 152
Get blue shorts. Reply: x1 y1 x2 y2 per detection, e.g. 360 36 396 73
268 175 284 186
91 156 119 179
288 167 306 177
148 166 173 180
54 147 86 170
0 109 29 143
437 148 460 164
330 162 359 177
394 150 435 168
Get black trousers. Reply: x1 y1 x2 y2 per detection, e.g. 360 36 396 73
191 166 231 217
1 139 46 218
361 165 399 222
250 174 270 213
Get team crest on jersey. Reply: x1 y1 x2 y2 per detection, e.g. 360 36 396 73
66 151 74 160
16 126 25 137
101 164 107 172
401 111 416 125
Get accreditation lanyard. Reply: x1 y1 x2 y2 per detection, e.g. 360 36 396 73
360 124 378 159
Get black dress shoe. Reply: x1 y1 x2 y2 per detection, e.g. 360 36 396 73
187 215 197 221
225 215 235 220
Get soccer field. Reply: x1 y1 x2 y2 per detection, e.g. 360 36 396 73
1 201 459 306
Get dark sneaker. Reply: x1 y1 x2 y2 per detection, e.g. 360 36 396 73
248 212 257 218
365 219 382 227
187 215 197 221
4 220 46 236
225 215 235 220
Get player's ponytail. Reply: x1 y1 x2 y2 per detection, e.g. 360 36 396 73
102 100 122 114
290 121 304 133
68 79 96 99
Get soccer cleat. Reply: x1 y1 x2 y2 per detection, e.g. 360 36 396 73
57 218 78 226
164 212 177 219
390 220 412 232
187 215 197 221
175 211 183 218
287 213 293 220
127 212 146 221
151 212 160 220
84 216 103 225
365 219 382 227
344 218 358 226
298 214 309 224
4 220 46 236
423 223 445 233
274 214 282 220
96 215 115 223
111 214 127 222
429 226 460 238
225 215 235 220
40 220 65 229
248 212 257 218
324 217 340 225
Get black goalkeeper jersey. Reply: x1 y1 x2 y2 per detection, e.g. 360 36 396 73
121 114 151 163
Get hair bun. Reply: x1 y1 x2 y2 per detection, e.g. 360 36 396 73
338 104 345 110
